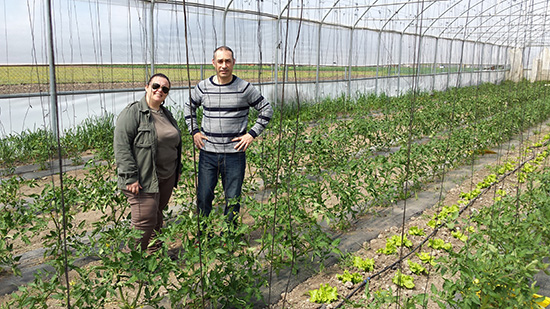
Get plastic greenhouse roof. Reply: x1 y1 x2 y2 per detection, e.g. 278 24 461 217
132 0 550 48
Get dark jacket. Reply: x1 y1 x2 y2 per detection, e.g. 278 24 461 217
114 96 182 193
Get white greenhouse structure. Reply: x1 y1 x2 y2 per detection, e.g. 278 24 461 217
0 1 549 308
2 0 550 135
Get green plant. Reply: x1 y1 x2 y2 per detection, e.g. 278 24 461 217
352 256 375 272
0 176 42 276
428 238 453 252
408 226 426 236
416 252 436 267
362 284 397 307
451 230 468 242
396 234 413 247
308 283 338 304
4 80 550 307
377 241 398 255
435 168 550 308
336 270 363 284
392 270 415 289
408 260 428 275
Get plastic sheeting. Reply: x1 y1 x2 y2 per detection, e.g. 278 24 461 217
507 48 524 82
530 48 550 82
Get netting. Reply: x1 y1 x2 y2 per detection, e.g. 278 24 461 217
1 0 550 308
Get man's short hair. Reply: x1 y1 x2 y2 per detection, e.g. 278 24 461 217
213 46 234 60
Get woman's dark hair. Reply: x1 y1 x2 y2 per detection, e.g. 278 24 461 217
147 73 171 87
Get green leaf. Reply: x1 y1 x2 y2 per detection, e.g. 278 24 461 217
408 260 428 275
428 238 452 251
451 230 468 242
353 256 375 271
377 242 397 255
392 270 415 289
408 226 426 236
416 252 436 267
336 270 363 284
308 283 338 303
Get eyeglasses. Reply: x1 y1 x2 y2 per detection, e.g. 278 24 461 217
151 83 170 94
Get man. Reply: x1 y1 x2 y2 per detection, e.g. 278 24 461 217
184 46 273 237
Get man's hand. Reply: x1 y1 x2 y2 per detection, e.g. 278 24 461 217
126 181 142 194
193 132 208 149
232 133 254 151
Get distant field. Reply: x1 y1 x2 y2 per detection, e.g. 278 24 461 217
0 64 383 85
0 63 477 94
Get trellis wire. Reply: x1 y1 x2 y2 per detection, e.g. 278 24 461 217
267 0 293 304
180 1 208 308
280 1 306 306
394 0 427 305
46 0 71 306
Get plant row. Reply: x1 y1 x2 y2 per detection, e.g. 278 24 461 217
306 134 550 307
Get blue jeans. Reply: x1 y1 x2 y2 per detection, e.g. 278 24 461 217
197 150 246 228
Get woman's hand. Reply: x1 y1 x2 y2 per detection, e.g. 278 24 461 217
126 181 142 194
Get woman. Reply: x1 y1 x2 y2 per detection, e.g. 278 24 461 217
114 73 182 252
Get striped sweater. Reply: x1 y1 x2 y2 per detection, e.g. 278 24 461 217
185 75 273 153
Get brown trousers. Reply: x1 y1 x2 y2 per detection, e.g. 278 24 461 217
123 173 176 252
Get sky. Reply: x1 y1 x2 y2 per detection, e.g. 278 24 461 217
0 0 522 68
0 0 424 66
2 0 278 65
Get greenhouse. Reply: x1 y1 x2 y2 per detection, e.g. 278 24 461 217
1 0 550 308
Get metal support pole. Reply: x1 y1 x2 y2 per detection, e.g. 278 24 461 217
375 31 382 95
479 43 485 84
223 0 234 45
488 44 496 82
315 23 322 100
45 0 59 139
496 45 501 81
149 0 155 77
315 1 340 101
446 39 453 90
397 33 403 95
274 24 281 107
348 5 371 98
505 46 510 80
432 38 439 91
347 28 354 98
45 2 71 307
274 1 292 107
470 41 476 86
414 34 424 94
457 39 466 88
